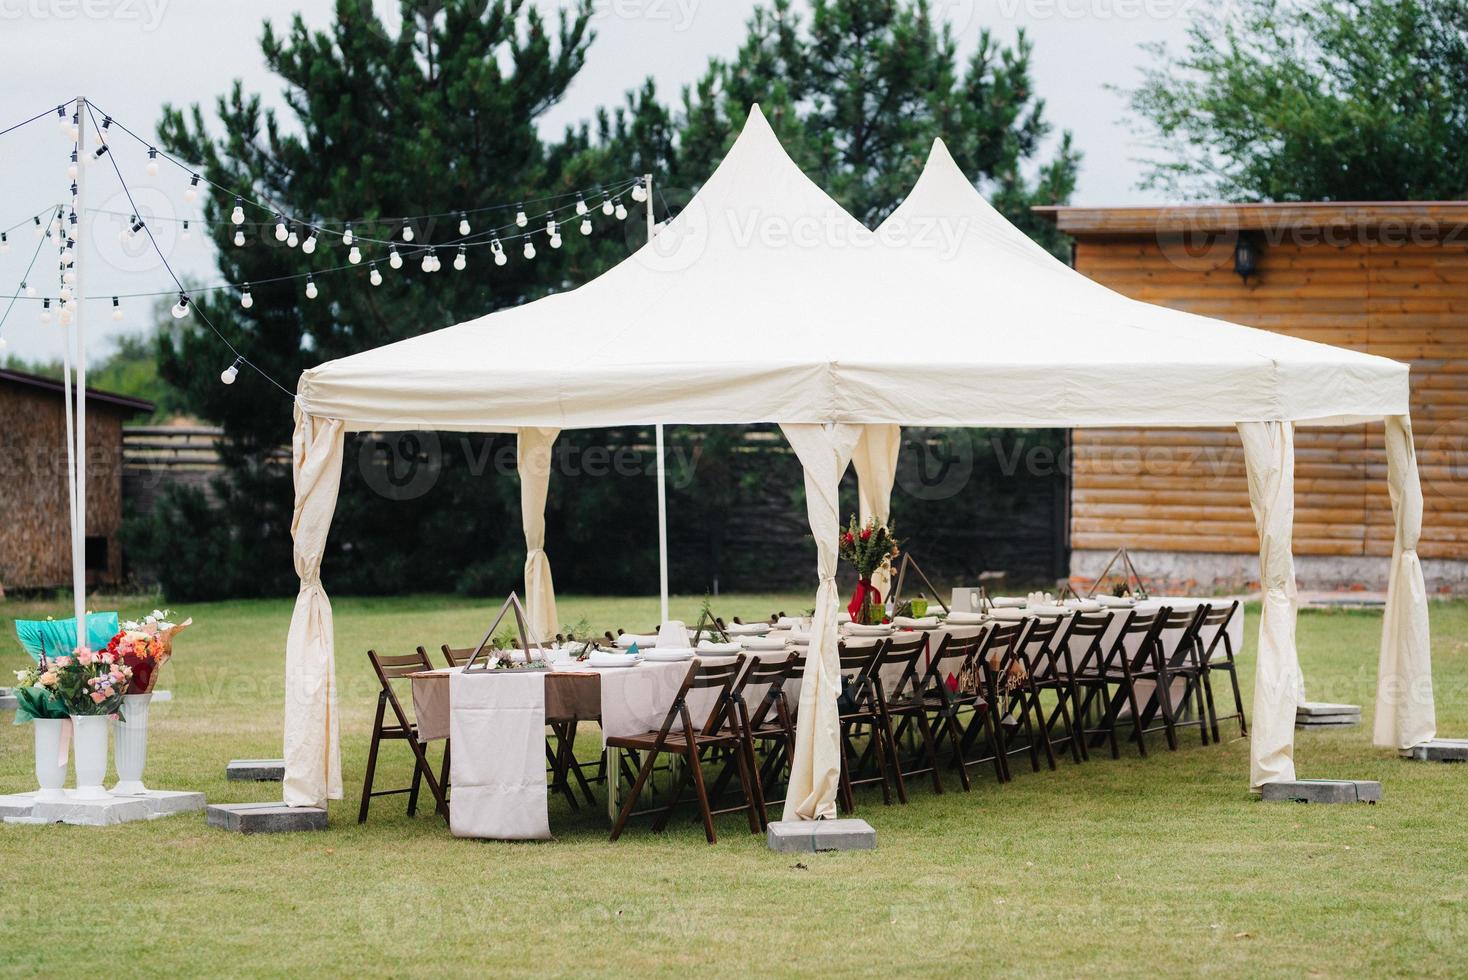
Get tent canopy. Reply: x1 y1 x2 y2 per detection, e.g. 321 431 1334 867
298 107 1408 432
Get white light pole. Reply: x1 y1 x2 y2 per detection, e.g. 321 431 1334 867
71 95 89 649
646 173 671 626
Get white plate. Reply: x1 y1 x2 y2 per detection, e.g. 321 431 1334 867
615 634 658 649
643 648 695 662
590 653 642 668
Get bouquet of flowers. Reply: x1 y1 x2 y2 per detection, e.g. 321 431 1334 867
838 516 902 625
106 610 192 694
11 656 68 724
49 647 131 717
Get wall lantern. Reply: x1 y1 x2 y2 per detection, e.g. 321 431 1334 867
1233 231 1262 283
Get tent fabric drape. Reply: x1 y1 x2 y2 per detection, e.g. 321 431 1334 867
780 422 865 821
283 409 346 809
1373 414 1436 750
518 426 560 643
1237 421 1302 788
852 424 902 601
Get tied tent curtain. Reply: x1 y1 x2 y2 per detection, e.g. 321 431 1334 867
1237 421 1302 788
518 426 560 643
1374 415 1436 750
852 424 902 602
779 422 865 821
283 409 346 809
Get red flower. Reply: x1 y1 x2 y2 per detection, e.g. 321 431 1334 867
860 528 872 541
843 533 855 546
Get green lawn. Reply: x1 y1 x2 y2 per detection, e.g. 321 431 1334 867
1 592 1465 977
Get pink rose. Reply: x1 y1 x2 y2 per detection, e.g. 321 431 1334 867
90 691 106 703
76 649 96 666
53 656 73 668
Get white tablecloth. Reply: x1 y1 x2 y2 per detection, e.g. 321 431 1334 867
448 670 551 840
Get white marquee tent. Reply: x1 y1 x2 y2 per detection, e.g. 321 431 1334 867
286 105 1434 814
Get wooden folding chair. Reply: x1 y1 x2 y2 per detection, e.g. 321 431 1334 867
1014 616 1084 764
1132 606 1212 750
438 644 595 810
866 632 943 797
970 620 1057 776
359 648 447 824
834 640 900 812
1053 611 1119 759
1074 609 1170 757
609 656 760 844
704 651 799 825
1193 601 1247 741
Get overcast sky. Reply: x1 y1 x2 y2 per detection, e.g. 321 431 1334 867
0 0 1196 362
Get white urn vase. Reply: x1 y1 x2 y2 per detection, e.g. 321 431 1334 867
70 715 112 801
32 717 70 803
111 692 152 796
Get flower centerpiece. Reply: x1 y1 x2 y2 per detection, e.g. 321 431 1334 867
12 655 73 802
107 609 192 694
838 516 902 625
50 646 133 800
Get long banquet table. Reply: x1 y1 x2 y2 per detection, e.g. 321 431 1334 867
410 597 1246 833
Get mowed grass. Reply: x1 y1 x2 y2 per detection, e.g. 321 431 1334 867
1 592 1466 978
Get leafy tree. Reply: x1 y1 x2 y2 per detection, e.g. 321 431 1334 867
1125 0 1468 200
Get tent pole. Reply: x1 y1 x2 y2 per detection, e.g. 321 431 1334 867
72 95 89 649
646 173 670 624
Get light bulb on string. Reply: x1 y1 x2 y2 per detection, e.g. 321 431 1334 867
580 218 593 236
233 229 246 247
388 245 403 269
575 196 588 216
453 246 466 271
601 196 614 217
63 270 76 285
342 223 353 246
171 292 190 319
286 229 299 249
220 358 241 385
305 277 318 300
231 198 245 224
40 299 51 324
92 143 108 160
240 283 254 309
550 231 562 249
33 215 43 237
57 105 68 135
631 179 647 203
458 212 470 236
59 285 72 302
59 304 72 327
515 206 528 228
401 220 414 243
523 240 536 260
111 297 122 321
23 281 36 297
421 250 435 273
491 239 506 266
68 152 78 181
146 147 159 177
181 220 191 240
184 174 200 204
0 232 8 253
615 202 628 221
274 216 288 241
302 231 318 254
348 245 362 264
369 262 383 286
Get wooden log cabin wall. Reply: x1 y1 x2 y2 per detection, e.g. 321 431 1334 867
1034 203 1468 594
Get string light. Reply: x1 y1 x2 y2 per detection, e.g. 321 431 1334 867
515 205 528 228
305 276 318 299
400 220 414 243
220 357 241 385
575 196 588 216
23 281 36 297
342 223 353 246
170 292 190 319
615 202 628 221
33 215 43 237
580 217 592 236
388 245 403 269
0 232 7 253
631 178 647 203
492 239 506 266
240 283 253 308
232 229 245 247
59 302 72 326
146 147 159 177
453 246 466 271
548 220 562 249
286 228 299 249
601 195 614 217
420 249 435 273
184 174 200 203
111 296 122 321
274 215 288 241
39 298 51 323
181 219 191 239
523 240 536 260
458 212 470 236
348 245 362 264
231 198 245 224
369 262 382 286
301 230 317 254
